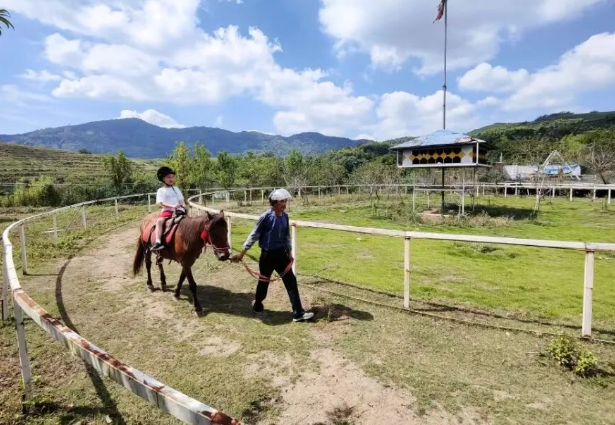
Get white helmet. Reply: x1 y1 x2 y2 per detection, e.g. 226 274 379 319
269 188 293 201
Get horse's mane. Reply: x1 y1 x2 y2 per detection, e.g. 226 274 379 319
178 214 218 248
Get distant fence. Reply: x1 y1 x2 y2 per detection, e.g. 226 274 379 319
2 193 241 424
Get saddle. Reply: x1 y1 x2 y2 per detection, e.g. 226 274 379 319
146 209 187 249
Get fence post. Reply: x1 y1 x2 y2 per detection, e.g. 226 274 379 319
81 207 87 229
404 236 411 309
412 189 416 212
52 213 58 246
14 298 33 401
608 189 612 205
504 184 508 198
318 187 321 198
2 244 10 321
261 190 265 205
19 225 28 275
148 194 152 213
226 192 230 204
569 188 573 202
227 215 232 251
115 199 119 217
593 187 597 202
291 223 297 275
244 190 247 203
514 184 518 196
582 249 595 337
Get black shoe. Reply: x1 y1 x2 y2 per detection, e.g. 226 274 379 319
151 242 164 251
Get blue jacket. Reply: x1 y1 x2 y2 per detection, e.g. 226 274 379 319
243 210 291 252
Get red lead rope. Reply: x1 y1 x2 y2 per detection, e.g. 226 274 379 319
201 228 294 283
239 258 294 283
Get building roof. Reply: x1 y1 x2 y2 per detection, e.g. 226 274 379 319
390 129 486 150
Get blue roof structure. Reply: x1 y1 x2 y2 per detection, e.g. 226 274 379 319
390 129 485 150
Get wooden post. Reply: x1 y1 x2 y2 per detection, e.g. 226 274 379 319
569 188 573 202
593 187 597 202
427 192 431 209
504 184 507 198
244 190 247 203
482 183 485 196
461 190 466 215
338 186 341 196
227 215 232 251
346 186 349 195
147 194 152 213
551 187 555 200
291 223 297 275
318 186 321 198
114 199 119 217
261 190 265 205
412 189 416 212
514 184 518 196
2 244 10 321
52 213 58 246
81 207 87 229
15 301 33 401
608 189 612 205
19 225 28 275
403 237 411 309
226 192 230 204
582 249 595 337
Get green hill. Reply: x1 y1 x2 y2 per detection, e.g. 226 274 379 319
0 142 157 185
0 118 365 158
470 111 615 144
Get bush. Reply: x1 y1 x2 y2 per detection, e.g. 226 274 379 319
547 335 599 377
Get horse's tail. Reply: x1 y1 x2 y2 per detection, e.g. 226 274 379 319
133 237 145 276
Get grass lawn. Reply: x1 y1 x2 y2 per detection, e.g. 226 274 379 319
228 194 615 326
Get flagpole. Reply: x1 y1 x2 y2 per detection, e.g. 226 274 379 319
442 0 448 130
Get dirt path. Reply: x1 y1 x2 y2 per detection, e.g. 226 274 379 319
29 223 476 425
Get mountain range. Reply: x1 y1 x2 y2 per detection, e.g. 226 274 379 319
0 118 367 158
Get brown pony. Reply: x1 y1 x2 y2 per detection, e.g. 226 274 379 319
133 211 230 314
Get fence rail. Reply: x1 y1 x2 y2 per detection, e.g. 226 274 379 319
187 190 615 340
2 193 242 424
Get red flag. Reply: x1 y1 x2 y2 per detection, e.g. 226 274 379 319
433 0 446 23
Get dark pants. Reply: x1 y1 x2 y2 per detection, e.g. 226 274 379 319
254 248 304 318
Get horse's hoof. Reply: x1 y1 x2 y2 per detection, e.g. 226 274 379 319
174 293 181 300
147 285 155 292
160 286 167 293
194 308 204 317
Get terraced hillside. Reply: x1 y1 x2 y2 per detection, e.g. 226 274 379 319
0 142 157 184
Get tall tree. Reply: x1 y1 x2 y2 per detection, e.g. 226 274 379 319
191 142 214 189
103 151 132 194
167 141 194 193
0 9 14 36
216 151 237 189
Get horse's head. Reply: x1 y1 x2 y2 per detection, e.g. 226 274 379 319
206 210 231 261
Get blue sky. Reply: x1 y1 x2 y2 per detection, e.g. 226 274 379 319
1 0 614 139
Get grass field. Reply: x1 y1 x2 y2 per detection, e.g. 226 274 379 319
2 197 615 424
228 194 615 327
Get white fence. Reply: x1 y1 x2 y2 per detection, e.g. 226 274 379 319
187 190 615 339
2 193 242 424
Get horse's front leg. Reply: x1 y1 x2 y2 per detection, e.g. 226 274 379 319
145 247 154 291
184 266 203 315
156 255 167 291
174 271 186 299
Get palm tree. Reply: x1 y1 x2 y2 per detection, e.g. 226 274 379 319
0 9 15 35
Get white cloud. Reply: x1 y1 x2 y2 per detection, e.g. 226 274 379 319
319 0 606 74
118 109 186 128
368 90 485 140
0 85 52 107
505 32 615 111
458 63 529 93
19 69 62 82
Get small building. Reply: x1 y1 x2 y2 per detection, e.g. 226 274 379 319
390 129 489 169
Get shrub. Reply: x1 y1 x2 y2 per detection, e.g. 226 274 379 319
547 335 599 377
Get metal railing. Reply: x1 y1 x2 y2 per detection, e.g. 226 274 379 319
2 193 241 424
188 189 615 339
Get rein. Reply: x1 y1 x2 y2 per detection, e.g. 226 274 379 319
199 217 293 283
